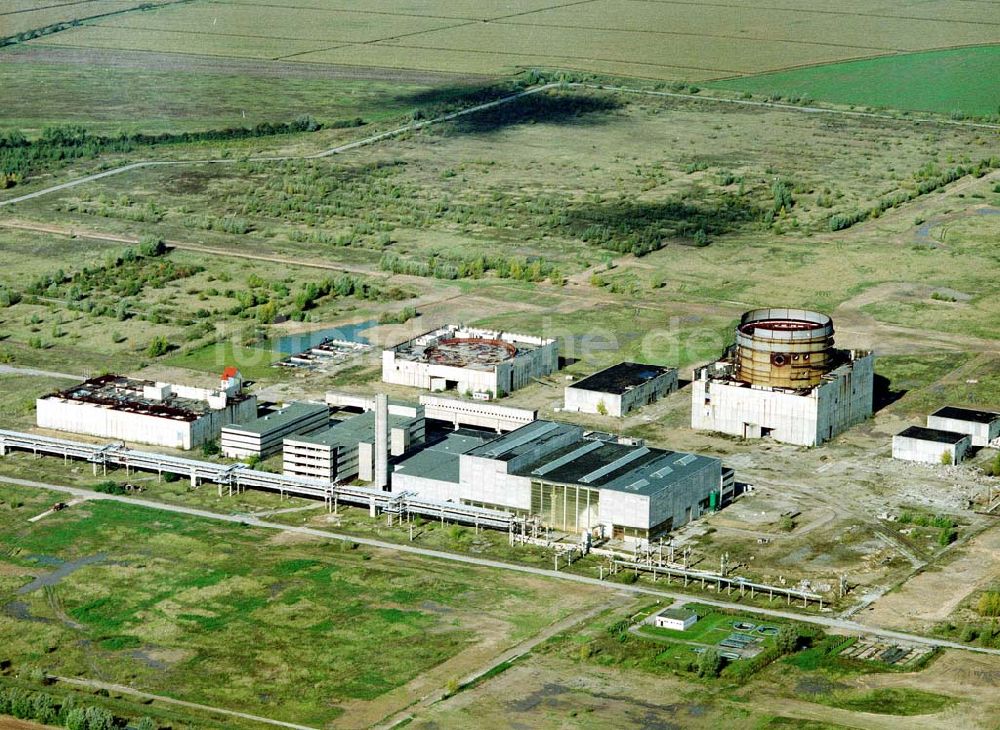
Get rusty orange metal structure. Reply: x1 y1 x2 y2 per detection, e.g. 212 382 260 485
734 308 834 389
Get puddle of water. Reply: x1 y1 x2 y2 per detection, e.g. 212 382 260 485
265 320 375 354
16 553 107 595
2 600 53 624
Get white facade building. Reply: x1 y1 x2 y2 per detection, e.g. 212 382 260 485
692 352 874 447
653 608 698 631
392 420 731 546
892 426 971 465
36 372 256 450
382 325 558 397
927 406 1000 447
283 408 424 482
564 362 678 417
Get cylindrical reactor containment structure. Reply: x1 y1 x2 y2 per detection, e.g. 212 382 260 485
734 308 834 389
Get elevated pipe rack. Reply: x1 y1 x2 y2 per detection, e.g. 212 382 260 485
0 429 519 531
610 558 825 608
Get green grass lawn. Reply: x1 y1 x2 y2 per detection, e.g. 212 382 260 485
813 687 956 716
163 340 286 383
637 605 778 646
709 45 1000 118
0 485 595 727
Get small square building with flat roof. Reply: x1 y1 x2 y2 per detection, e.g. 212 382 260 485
893 425 971 465
564 362 678 417
653 607 698 631
927 406 1000 447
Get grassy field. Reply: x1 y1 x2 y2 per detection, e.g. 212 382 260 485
0 483 607 727
5 86 996 381
0 227 410 381
0 0 177 37
710 45 1000 118
0 45 443 135
17 0 999 82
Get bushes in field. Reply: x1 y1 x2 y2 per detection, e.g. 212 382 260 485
24 244 200 319
828 157 998 231
93 481 127 495
379 251 558 283
977 592 1000 617
0 115 327 185
378 306 417 325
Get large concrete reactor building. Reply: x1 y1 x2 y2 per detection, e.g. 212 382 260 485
382 325 558 398
691 308 873 446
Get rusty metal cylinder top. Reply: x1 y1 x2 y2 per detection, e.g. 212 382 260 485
734 308 834 389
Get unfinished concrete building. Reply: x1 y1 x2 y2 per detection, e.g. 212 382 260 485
382 325 558 398
927 406 1000 447
326 391 536 433
220 401 329 459
392 420 733 546
564 362 678 417
36 370 256 450
691 308 873 446
893 426 970 465
282 404 424 483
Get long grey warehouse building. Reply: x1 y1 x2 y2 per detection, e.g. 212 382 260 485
392 420 733 545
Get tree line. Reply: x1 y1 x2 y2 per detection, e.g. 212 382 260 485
0 681 157 729
0 115 343 188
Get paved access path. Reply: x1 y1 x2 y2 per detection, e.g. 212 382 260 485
5 475 1000 658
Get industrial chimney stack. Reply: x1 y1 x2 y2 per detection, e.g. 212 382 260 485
375 393 389 490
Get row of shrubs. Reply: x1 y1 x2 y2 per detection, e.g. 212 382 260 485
828 157 998 231
0 114 333 185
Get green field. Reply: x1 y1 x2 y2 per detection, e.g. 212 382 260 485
0 0 176 37
0 484 603 727
0 45 440 135
710 45 1000 117
14 0 999 82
